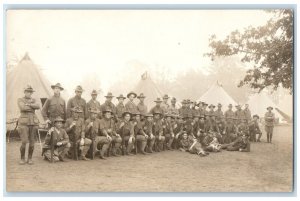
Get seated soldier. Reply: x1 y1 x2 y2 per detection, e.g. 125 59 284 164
248 115 262 142
163 113 175 150
143 113 155 153
201 129 222 152
100 107 122 156
117 111 135 156
173 115 185 149
197 115 206 144
65 107 92 161
225 117 238 143
153 111 165 152
226 134 250 152
42 116 71 162
237 118 250 137
179 132 208 157
132 111 148 155
216 119 226 144
85 108 109 160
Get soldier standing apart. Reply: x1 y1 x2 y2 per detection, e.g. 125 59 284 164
249 115 262 142
86 90 102 119
67 85 86 119
100 108 122 156
100 92 117 119
265 106 275 143
125 91 138 114
161 94 170 115
115 94 126 122
17 85 40 165
42 83 66 125
65 107 91 161
85 108 110 160
137 93 148 117
42 117 71 162
143 113 155 153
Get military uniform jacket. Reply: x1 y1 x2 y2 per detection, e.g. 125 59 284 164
225 122 237 134
117 120 134 137
65 117 85 142
224 109 235 120
208 110 215 117
237 123 249 136
18 97 40 126
215 109 224 121
85 118 101 138
231 136 249 149
100 101 116 116
125 101 138 114
249 120 261 133
179 138 191 150
235 110 245 121
243 108 252 122
179 107 190 118
153 119 163 136
133 120 145 136
264 112 275 127
99 118 117 136
161 102 170 115
202 135 214 147
205 120 220 133
137 102 148 116
143 121 154 135
184 120 194 136
42 95 66 122
44 128 69 148
168 105 179 116
163 121 173 135
149 105 164 115
67 96 87 119
116 103 126 119
86 99 101 118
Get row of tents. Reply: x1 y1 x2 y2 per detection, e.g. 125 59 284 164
6 54 293 130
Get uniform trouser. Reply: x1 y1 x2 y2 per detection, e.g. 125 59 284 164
189 142 206 155
229 133 238 143
136 135 147 152
155 135 166 151
44 143 71 162
147 136 155 151
109 136 122 154
265 126 274 142
222 134 231 144
226 145 239 151
74 138 92 157
164 133 174 149
18 125 37 160
122 136 135 154
95 136 110 157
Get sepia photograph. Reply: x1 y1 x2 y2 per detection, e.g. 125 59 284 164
5 8 294 193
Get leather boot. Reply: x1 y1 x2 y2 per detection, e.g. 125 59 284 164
127 143 134 156
19 146 26 165
27 146 34 165
270 133 273 143
267 133 270 143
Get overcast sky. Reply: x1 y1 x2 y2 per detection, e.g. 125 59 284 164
7 10 273 94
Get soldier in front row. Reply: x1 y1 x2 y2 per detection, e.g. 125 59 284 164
18 85 40 165
133 112 148 154
163 114 175 150
153 111 165 152
42 116 71 162
117 111 135 156
248 115 262 142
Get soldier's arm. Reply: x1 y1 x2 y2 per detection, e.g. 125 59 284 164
81 119 86 138
64 119 73 133
99 121 109 137
241 141 250 152
61 130 70 145
66 99 72 119
41 98 50 120
29 98 41 109
83 101 87 120
17 98 32 112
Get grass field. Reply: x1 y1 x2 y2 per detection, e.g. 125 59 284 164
6 125 293 192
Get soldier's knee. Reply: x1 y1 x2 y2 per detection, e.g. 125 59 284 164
65 143 71 148
85 139 92 145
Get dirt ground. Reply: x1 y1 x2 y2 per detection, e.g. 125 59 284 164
6 125 293 192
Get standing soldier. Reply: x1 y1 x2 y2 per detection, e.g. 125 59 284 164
85 108 110 160
215 103 224 123
224 117 238 143
137 93 147 116
169 97 179 116
125 91 138 114
42 83 66 125
42 116 71 162
191 101 199 117
163 114 175 150
197 102 205 116
100 92 116 119
224 104 235 123
243 103 252 123
143 113 155 153
67 85 87 119
202 102 209 118
149 98 164 115
132 111 148 154
161 94 170 115
86 90 101 119
207 104 216 117
197 115 206 143
115 94 126 122
264 106 275 143
249 115 262 142
235 105 245 125
153 111 165 151
100 108 122 156
65 107 91 161
179 100 187 118
17 85 40 165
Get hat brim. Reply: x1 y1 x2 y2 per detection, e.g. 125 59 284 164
137 96 146 99
154 101 162 103
51 85 64 90
117 97 126 99
54 120 65 123
267 107 273 110
127 93 137 98
105 95 114 98
103 110 113 114
24 89 35 93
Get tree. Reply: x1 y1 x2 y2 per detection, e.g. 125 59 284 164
205 9 293 94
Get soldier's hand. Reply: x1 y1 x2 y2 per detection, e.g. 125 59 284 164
70 121 76 128
89 122 93 127
171 133 175 138
107 135 112 141
45 119 51 125
56 142 63 146
80 138 84 146
116 134 120 137
120 122 125 128
49 127 55 133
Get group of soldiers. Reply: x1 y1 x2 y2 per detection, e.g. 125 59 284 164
17 83 276 164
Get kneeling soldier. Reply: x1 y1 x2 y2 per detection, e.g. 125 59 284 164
143 113 155 153
117 111 135 156
65 107 91 161
164 113 175 150
133 111 148 154
42 116 71 162
153 111 165 152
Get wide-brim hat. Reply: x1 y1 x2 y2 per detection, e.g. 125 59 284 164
208 104 216 108
132 111 142 116
267 106 273 110
24 85 35 93
53 116 65 123
181 100 187 104
137 93 146 99
186 99 191 104
171 97 176 102
154 98 163 103
89 107 99 114
51 83 64 91
153 110 163 116
91 90 98 95
127 91 137 98
217 103 222 107
105 92 114 98
122 111 131 117
75 85 84 92
253 114 259 119
199 115 206 119
165 113 173 118
117 94 126 99
235 104 241 108
71 106 83 113
145 113 154 118
163 94 170 99
203 102 208 106
102 107 113 114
